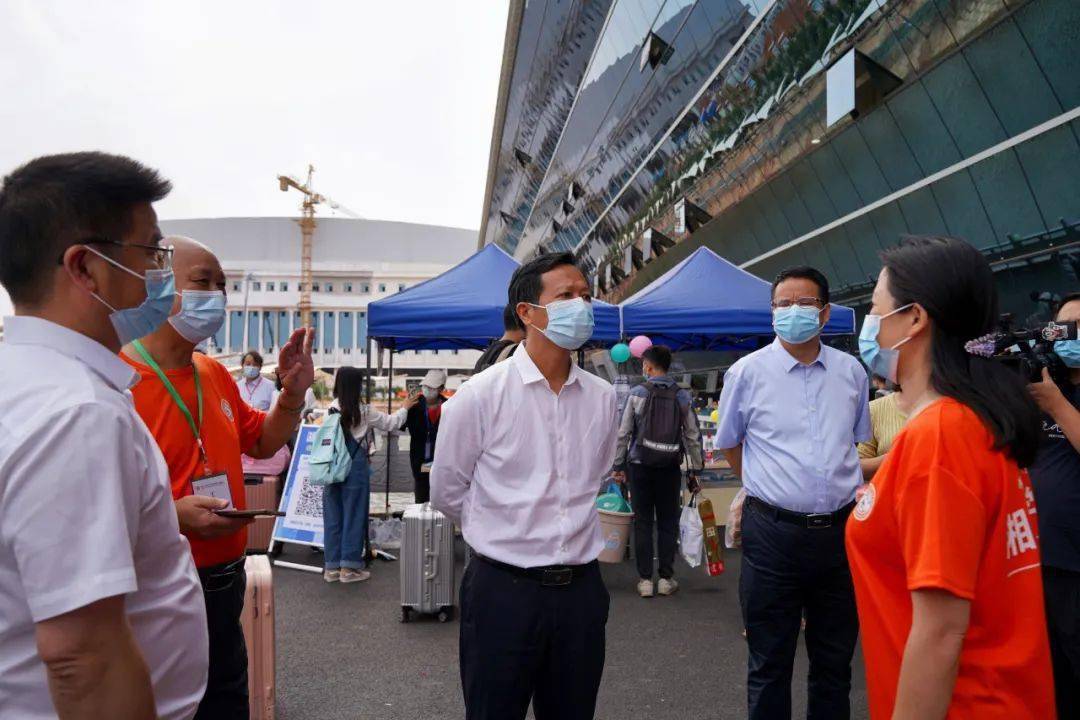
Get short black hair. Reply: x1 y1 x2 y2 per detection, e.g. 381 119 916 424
242 350 264 367
0 152 172 306
507 251 579 312
771 265 830 305
503 302 522 332
1057 292 1080 319
642 344 672 372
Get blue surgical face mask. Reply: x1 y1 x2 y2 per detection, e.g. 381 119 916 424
858 304 913 384
85 246 175 346
1055 339 1080 369
169 290 226 344
242 365 261 380
529 297 594 350
772 305 823 344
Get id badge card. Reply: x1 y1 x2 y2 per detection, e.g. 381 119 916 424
191 473 234 509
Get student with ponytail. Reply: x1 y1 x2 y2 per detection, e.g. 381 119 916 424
846 236 1055 719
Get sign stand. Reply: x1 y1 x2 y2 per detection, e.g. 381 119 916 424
270 424 326 574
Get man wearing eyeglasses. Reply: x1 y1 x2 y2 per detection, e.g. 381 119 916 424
715 266 871 720
0 153 207 720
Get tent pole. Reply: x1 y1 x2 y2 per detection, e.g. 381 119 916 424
365 337 372 404
386 346 393 516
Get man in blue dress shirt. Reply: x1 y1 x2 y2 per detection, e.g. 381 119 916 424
715 266 870 720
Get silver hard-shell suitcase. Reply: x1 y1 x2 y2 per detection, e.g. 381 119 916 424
400 502 456 623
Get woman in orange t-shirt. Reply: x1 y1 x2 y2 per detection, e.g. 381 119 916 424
846 236 1055 719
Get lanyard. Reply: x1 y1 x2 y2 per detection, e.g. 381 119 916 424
132 339 209 471
242 377 261 404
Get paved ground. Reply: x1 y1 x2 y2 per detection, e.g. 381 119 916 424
272 538 869 720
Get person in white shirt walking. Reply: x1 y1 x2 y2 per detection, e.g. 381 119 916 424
0 152 208 720
432 252 617 720
238 350 278 411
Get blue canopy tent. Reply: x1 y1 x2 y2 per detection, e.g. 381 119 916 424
367 243 621 350
619 246 856 351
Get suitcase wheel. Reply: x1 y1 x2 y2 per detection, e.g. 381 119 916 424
401 606 412 624
437 607 454 623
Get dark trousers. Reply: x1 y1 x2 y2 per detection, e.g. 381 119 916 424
1044 566 1080 718
459 558 609 720
739 498 858 720
628 463 682 580
194 561 249 720
410 456 430 503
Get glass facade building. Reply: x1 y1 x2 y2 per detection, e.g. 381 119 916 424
480 0 1080 318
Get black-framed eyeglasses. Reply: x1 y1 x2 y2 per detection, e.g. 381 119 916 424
59 238 174 270
771 296 824 309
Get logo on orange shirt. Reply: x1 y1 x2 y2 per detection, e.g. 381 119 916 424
853 483 876 521
1005 472 1040 575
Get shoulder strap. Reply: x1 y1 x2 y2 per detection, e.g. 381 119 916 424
495 341 518 364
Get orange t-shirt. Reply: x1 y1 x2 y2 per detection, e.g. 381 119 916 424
124 352 266 568
846 398 1055 719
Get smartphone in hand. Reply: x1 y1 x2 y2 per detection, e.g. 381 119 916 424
213 509 285 518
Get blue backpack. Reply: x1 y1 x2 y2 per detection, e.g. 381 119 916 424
308 414 354 486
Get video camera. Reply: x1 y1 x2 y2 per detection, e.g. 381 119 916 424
965 314 1077 386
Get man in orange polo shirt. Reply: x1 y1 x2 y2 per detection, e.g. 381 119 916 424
122 236 314 719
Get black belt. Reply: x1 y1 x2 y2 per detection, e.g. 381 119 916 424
476 554 594 587
746 496 855 529
197 557 246 591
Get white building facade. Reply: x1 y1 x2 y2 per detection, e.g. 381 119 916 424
159 217 482 374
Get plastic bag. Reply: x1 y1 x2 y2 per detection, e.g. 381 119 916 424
369 517 404 550
725 488 747 549
596 480 632 514
679 494 703 567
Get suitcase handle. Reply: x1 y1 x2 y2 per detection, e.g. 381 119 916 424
423 523 440 581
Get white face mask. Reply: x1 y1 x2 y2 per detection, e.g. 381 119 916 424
422 387 440 402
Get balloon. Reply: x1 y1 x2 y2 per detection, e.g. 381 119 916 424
710 409 719 423
610 343 631 363
629 335 653 358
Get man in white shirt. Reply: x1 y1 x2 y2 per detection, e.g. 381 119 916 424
238 349 278 411
0 152 208 719
432 252 617 720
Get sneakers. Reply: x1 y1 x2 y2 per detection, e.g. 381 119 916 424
323 569 340 583
339 568 372 583
637 579 655 598
658 578 679 596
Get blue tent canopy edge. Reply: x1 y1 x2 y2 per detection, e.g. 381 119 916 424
619 246 856 351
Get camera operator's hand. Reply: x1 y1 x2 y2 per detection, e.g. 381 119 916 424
1029 367 1068 416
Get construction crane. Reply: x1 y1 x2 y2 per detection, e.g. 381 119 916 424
277 164 363 326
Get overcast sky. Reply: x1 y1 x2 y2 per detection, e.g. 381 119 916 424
0 0 509 316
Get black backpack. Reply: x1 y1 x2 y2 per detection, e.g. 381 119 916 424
638 383 683 467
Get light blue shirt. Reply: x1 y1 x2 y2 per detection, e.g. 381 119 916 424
714 338 871 514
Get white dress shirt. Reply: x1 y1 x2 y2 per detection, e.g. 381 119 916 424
431 343 618 568
0 317 208 720
328 399 408 441
237 375 278 412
